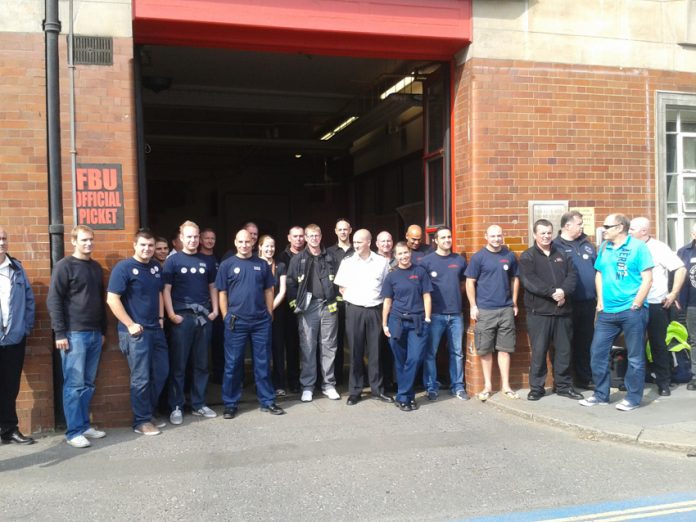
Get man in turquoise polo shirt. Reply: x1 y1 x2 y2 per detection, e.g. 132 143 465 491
580 213 653 411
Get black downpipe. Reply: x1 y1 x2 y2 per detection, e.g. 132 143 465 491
44 0 65 428
133 46 149 228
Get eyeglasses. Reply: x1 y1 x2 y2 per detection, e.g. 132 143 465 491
602 224 621 230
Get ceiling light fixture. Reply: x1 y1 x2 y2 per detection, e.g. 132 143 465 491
320 116 358 141
379 75 415 100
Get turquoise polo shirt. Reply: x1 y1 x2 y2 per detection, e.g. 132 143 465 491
595 235 653 313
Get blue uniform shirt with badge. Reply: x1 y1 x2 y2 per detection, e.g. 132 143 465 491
381 265 433 315
107 258 163 332
216 255 274 321
595 235 653 313
163 252 215 306
420 252 467 314
464 247 519 310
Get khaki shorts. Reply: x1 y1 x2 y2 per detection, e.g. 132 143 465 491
474 307 516 356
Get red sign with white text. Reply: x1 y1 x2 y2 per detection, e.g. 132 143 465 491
75 164 125 229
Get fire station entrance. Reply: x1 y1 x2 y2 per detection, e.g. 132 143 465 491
132 0 471 251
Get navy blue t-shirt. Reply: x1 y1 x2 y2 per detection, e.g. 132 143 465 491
381 264 433 315
163 251 215 307
421 252 467 314
216 255 274 321
273 262 286 295
464 247 518 310
197 252 219 280
107 257 163 332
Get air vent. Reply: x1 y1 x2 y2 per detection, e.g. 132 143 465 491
70 35 113 66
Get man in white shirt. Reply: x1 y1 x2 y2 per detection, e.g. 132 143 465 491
629 217 686 396
334 229 392 405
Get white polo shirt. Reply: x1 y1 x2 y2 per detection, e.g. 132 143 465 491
334 250 389 307
0 256 12 329
645 237 684 304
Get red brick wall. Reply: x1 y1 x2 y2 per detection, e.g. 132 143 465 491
454 58 696 394
0 32 137 433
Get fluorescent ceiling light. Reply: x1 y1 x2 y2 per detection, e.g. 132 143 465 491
380 75 415 100
320 116 358 141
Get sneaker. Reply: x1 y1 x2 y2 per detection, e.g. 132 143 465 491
455 390 470 401
170 407 183 425
427 391 438 401
615 399 639 411
134 422 161 436
151 417 167 429
301 390 313 402
67 435 91 448
192 406 217 418
579 396 609 407
275 389 287 397
83 427 106 439
322 387 340 400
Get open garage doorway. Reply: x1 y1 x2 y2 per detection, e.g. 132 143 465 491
138 46 449 255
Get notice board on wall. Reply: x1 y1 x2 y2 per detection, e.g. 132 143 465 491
75 163 125 230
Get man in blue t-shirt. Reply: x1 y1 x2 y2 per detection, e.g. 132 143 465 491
216 229 285 419
580 214 653 411
163 220 219 425
420 227 468 401
465 225 520 401
107 229 169 436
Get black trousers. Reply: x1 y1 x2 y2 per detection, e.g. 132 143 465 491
571 299 596 384
647 303 671 386
346 303 383 396
284 304 301 390
271 307 286 389
526 313 573 393
0 337 26 435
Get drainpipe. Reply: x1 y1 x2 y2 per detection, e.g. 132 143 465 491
44 0 64 265
68 0 77 225
134 46 149 228
43 0 65 428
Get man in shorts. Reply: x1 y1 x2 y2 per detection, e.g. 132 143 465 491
465 225 520 400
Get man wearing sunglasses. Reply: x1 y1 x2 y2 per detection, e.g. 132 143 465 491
580 214 653 411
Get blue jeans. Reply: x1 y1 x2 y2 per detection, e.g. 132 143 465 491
222 315 275 408
61 331 102 439
119 328 169 428
168 313 211 411
422 313 465 394
388 314 429 403
590 308 648 405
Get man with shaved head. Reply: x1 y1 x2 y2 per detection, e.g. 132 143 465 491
465 225 520 400
629 216 685 396
216 229 285 418
405 224 429 264
334 229 392 405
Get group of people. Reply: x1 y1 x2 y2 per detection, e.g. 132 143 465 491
1 209 695 448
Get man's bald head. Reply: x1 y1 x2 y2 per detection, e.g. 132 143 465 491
405 224 423 251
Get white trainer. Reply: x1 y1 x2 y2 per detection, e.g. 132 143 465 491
322 387 340 400
192 406 217 418
301 390 313 402
67 435 91 448
170 406 183 425
615 399 639 411
83 427 106 439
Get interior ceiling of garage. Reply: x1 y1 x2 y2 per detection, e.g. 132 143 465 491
140 45 429 157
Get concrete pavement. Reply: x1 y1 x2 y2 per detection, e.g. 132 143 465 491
486 382 696 453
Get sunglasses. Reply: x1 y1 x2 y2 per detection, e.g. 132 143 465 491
602 224 621 230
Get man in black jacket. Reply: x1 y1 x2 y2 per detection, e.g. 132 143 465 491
286 224 341 403
520 219 581 401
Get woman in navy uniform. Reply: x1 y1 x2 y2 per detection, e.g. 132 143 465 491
381 241 432 411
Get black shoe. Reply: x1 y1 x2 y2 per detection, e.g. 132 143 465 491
260 404 286 415
556 388 584 400
371 393 394 403
527 390 544 401
687 380 696 391
1 429 35 445
574 381 592 390
409 400 419 410
347 395 361 406
618 383 627 392
657 385 671 397
289 386 301 394
223 407 238 419
395 401 412 411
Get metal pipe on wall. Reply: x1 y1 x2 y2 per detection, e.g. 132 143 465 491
68 0 78 225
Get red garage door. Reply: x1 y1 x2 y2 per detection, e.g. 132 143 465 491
132 0 472 59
